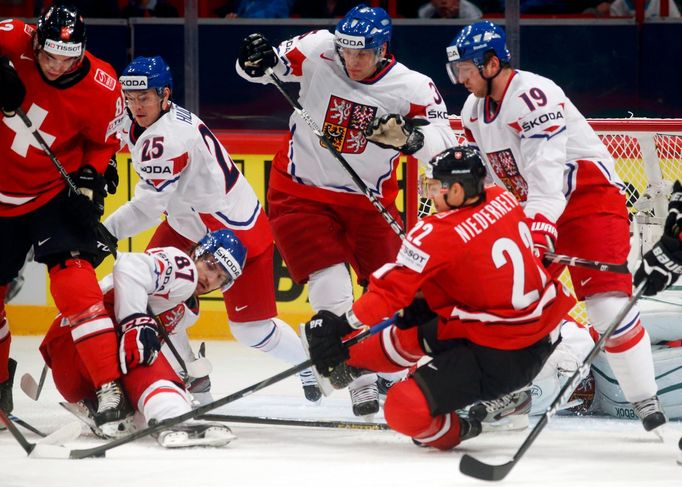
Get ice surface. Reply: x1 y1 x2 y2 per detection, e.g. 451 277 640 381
2 337 681 487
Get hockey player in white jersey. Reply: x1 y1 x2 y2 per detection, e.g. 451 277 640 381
443 20 665 432
41 229 244 446
235 4 457 416
103 56 321 403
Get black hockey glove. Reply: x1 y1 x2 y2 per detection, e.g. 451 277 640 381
664 180 682 239
364 114 430 155
0 57 25 115
303 310 354 377
119 314 161 374
238 33 278 78
104 155 119 195
90 224 118 268
66 165 107 229
634 235 682 296
395 297 437 330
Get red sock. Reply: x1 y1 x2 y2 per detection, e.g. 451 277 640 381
348 326 423 372
384 379 463 450
50 260 120 388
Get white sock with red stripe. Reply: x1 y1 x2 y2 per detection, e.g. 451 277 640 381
586 293 657 403
139 380 192 424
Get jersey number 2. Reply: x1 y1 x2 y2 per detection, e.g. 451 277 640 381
491 222 546 310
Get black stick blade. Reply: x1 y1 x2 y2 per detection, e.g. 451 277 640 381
459 453 515 481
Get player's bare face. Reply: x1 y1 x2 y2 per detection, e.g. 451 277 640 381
194 258 230 295
125 90 164 128
340 47 380 81
37 50 80 80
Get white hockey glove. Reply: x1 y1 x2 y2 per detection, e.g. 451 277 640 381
364 114 429 155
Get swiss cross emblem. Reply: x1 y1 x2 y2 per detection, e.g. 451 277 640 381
321 95 377 154
486 149 528 201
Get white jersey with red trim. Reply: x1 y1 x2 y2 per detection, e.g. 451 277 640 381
104 104 262 244
236 29 457 207
99 246 200 367
461 69 622 223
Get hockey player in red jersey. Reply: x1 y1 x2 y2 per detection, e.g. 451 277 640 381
443 21 666 432
236 4 458 416
301 146 576 450
41 229 243 445
0 5 125 429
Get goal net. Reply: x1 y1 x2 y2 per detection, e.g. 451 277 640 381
404 117 682 324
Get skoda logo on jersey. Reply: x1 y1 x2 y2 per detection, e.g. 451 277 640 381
446 45 461 62
521 111 564 133
120 75 149 90
140 165 171 175
43 38 82 57
214 247 242 279
335 32 366 49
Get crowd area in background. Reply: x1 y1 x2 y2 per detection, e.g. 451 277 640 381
0 0 680 19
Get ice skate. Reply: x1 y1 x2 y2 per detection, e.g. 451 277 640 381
349 375 380 419
633 395 667 433
469 388 531 432
94 380 134 438
299 368 322 403
155 421 236 448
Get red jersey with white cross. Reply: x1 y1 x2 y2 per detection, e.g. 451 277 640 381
0 18 124 216
352 185 576 350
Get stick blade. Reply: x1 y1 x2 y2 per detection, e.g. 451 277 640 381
28 443 72 459
459 453 516 481
36 422 82 446
20 373 39 401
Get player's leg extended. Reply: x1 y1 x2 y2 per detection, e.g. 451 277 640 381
559 186 664 431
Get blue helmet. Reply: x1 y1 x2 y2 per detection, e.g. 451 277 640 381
194 229 247 292
119 56 173 96
445 21 510 84
335 4 392 52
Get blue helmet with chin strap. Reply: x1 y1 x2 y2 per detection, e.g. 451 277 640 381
335 4 392 52
119 56 173 96
194 229 247 292
445 21 510 84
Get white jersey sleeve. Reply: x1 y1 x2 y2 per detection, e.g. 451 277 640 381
112 247 197 322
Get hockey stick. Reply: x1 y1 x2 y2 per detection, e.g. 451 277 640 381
543 252 630 274
459 282 647 481
15 108 118 258
147 306 211 379
7 413 47 437
198 413 390 431
20 364 48 401
0 410 82 458
34 317 394 459
265 68 406 240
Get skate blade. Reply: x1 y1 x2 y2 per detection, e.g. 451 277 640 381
481 414 529 433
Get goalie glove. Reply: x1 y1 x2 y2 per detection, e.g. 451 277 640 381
664 180 682 239
634 235 682 296
238 33 278 78
529 214 557 262
119 314 161 374
364 114 429 155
